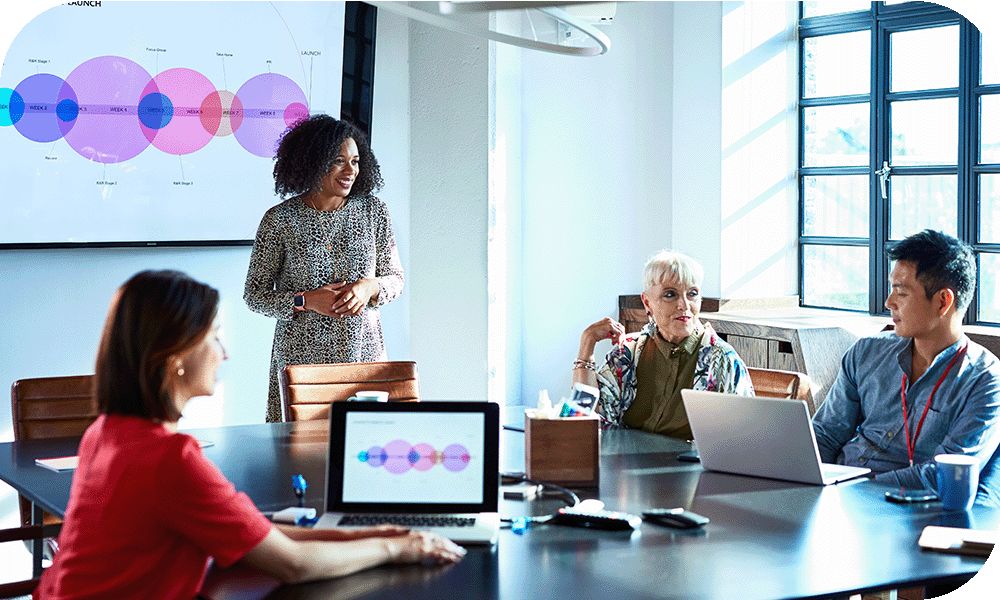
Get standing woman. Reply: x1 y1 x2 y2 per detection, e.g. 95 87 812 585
245 115 404 422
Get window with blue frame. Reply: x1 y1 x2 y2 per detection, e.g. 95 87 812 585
798 1 999 325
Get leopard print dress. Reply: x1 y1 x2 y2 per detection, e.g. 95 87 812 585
244 195 404 422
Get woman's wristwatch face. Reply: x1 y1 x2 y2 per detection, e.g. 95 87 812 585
293 293 306 310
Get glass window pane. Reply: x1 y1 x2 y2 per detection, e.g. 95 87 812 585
983 34 999 85
890 26 959 92
803 103 870 167
802 1 871 18
802 175 869 237
889 175 957 240
982 174 1000 243
802 245 869 311
980 253 1000 323
891 98 958 166
981 95 1000 164
803 31 870 98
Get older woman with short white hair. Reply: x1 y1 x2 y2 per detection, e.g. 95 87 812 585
572 250 754 438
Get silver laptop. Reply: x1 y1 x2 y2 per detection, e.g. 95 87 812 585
316 401 500 545
681 390 870 485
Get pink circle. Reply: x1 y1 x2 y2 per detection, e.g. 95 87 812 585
140 68 216 155
382 439 413 475
284 102 309 128
411 443 437 471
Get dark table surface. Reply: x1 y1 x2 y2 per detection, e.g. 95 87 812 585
1 416 996 600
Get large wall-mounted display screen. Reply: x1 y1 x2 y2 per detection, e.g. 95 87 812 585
0 1 344 246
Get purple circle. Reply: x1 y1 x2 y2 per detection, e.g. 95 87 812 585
365 445 386 468
442 444 471 473
233 73 307 157
62 56 154 163
383 439 413 475
13 74 77 142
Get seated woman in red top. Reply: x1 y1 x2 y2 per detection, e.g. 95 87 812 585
37 270 464 599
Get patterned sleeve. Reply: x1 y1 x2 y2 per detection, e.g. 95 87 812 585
369 198 404 308
698 342 755 397
244 206 296 320
595 344 631 426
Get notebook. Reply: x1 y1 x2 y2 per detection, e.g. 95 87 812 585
681 390 870 485
316 401 500 545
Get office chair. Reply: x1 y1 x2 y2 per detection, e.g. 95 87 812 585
746 367 815 414
280 361 419 421
6 374 99 590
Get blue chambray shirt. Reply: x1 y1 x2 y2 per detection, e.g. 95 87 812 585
812 332 1000 507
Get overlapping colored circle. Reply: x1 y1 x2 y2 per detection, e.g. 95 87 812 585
358 440 472 474
0 55 309 161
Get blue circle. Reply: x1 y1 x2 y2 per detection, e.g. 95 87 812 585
0 88 25 126
138 92 173 129
407 450 420 465
56 98 79 122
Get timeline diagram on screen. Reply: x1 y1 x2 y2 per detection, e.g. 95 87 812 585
0 58 309 161
342 412 486 504
358 441 472 474
0 1 344 244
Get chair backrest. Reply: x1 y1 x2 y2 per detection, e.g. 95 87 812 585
280 361 419 421
747 367 815 415
10 375 98 527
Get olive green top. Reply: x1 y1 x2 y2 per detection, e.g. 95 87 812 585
621 329 701 439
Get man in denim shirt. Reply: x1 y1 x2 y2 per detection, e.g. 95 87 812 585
812 230 1000 506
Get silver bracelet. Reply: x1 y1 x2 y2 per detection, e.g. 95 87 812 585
572 359 596 371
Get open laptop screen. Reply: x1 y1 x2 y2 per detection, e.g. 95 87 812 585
327 401 499 514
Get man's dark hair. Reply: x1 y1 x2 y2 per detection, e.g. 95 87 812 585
95 270 219 421
887 229 976 313
272 113 384 199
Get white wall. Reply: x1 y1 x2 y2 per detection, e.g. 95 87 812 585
406 18 491 401
372 9 412 361
719 1 799 298
671 1 723 295
516 1 675 402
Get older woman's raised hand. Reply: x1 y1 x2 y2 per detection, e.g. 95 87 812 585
581 317 626 347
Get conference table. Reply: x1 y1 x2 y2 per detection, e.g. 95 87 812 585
0 413 996 599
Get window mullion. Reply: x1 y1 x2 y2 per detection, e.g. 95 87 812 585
871 22 890 315
959 21 979 323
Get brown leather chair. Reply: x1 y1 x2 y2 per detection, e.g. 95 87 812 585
280 361 419 421
747 367 815 414
5 374 98 591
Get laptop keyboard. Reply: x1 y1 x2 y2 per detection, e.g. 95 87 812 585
339 515 476 528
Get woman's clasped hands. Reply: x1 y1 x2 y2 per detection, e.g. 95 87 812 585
302 279 380 317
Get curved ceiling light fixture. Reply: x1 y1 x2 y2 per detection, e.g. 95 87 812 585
369 1 612 57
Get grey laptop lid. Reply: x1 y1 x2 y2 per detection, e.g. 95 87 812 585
681 390 869 485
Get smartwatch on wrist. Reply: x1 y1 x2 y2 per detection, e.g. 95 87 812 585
293 292 306 311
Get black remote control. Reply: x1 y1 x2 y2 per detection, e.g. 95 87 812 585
549 507 643 531
642 508 710 529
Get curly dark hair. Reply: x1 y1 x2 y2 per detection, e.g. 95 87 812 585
272 114 384 199
887 229 976 313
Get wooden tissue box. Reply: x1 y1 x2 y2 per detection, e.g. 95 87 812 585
525 413 600 487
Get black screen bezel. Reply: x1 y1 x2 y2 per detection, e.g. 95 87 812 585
326 401 499 514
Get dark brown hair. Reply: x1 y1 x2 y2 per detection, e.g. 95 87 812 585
95 270 219 421
272 114 383 199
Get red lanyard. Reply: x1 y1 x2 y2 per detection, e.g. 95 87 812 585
900 343 967 466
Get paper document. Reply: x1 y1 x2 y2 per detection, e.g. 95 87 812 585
35 456 79 472
918 525 997 558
